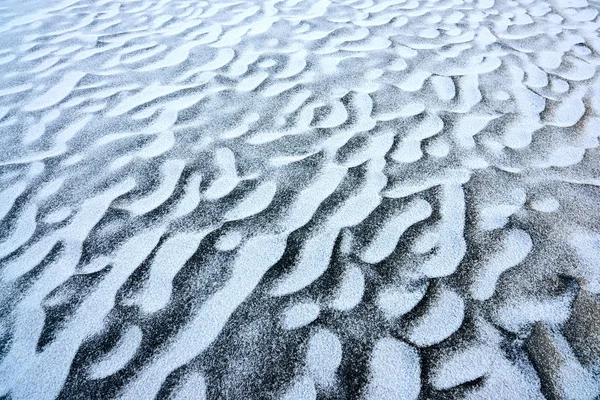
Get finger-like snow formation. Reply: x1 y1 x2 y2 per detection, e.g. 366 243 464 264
1 0 600 398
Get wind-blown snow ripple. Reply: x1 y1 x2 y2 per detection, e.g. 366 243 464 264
1 0 600 398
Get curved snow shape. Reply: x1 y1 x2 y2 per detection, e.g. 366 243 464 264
24 71 85 111
360 198 432 264
204 148 240 200
88 325 142 380
132 231 208 314
282 375 316 400
224 181 277 221
404 286 465 347
365 337 421 400
471 229 533 301
305 328 342 387
330 264 364 311
170 371 207 400
377 282 428 320
118 159 186 215
281 301 321 330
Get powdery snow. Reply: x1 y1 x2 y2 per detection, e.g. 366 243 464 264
0 0 600 398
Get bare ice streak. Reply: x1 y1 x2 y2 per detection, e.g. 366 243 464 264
0 0 600 399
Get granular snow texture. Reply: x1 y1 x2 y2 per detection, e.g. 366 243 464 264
1 0 600 398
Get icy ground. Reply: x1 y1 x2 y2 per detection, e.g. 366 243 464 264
1 0 600 398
